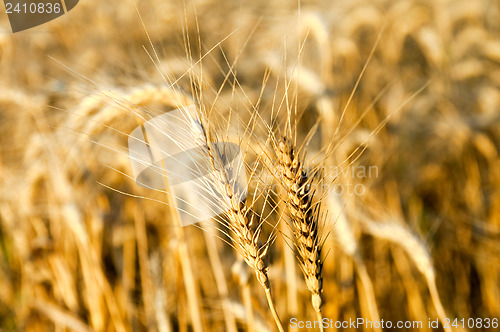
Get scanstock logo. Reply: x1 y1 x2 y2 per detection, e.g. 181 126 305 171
4 0 79 33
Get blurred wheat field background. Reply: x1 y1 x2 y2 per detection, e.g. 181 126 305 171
1 0 500 331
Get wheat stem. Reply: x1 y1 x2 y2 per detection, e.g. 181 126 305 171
316 310 325 332
427 275 452 332
265 288 285 332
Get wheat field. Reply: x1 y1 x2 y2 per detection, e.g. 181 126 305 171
1 0 500 331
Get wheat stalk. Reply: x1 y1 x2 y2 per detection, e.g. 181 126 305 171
274 136 324 327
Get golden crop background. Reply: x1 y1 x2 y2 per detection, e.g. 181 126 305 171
1 0 500 331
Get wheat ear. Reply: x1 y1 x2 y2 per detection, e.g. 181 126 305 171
275 137 324 325
190 114 284 332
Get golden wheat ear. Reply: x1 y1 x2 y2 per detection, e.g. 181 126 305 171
180 108 285 332
274 135 325 325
